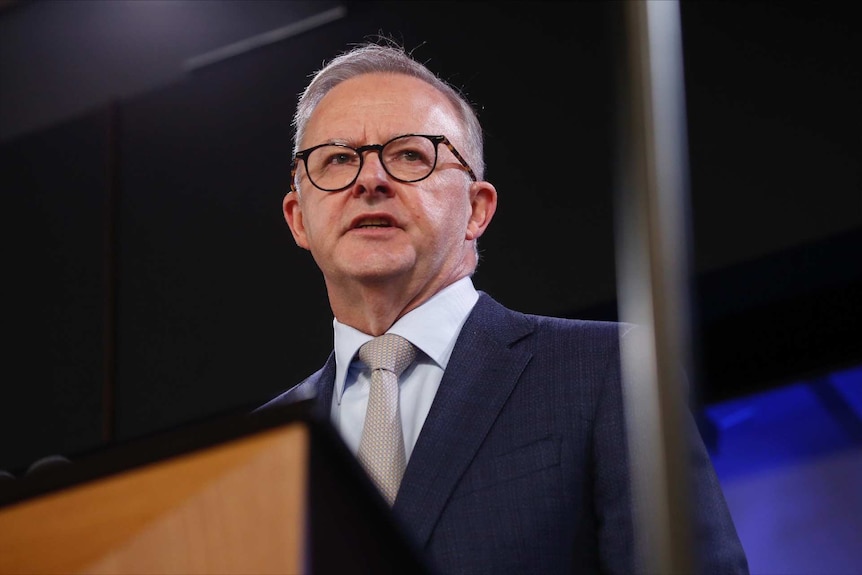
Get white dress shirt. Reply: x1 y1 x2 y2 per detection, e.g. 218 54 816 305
331 276 479 462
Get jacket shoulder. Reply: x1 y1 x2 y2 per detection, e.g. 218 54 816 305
255 361 329 412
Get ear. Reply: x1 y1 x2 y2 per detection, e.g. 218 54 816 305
465 180 498 241
283 191 310 249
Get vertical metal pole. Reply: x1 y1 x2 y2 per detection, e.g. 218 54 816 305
614 1 697 574
102 100 120 445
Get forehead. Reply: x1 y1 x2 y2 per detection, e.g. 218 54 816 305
303 73 463 145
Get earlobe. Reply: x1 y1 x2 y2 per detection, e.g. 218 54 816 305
283 192 310 249
465 181 498 240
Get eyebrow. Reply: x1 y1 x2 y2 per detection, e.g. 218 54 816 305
312 134 415 148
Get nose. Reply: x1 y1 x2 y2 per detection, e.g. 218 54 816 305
353 148 393 196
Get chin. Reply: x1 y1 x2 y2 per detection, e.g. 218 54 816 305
342 255 415 282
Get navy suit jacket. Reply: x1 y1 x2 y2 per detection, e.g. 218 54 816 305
262 293 749 574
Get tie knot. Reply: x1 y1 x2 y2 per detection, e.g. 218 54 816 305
359 333 416 378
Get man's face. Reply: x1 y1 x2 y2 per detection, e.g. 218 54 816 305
284 73 496 300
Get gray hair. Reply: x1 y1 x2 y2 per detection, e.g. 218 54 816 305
291 41 486 181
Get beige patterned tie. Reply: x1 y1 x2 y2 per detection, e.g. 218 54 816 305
357 333 416 505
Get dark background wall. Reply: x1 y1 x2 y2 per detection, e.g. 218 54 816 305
1 0 859 475
1 2 860 572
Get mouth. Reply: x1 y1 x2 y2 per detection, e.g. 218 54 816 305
351 215 396 229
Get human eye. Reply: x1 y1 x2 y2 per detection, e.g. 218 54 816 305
385 137 433 166
312 146 358 171
325 148 358 166
396 146 425 163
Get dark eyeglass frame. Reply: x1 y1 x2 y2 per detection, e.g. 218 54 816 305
290 133 477 193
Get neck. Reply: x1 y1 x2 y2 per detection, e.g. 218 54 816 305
326 269 471 336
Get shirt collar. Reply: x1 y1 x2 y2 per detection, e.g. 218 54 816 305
332 276 479 403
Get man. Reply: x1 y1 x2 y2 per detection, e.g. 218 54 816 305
261 41 748 574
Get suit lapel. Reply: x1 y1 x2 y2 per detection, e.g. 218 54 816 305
273 352 336 420
393 294 535 546
315 353 337 417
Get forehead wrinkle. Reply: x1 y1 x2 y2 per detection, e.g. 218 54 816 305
304 74 465 149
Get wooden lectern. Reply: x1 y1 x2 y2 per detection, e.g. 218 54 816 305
0 401 429 574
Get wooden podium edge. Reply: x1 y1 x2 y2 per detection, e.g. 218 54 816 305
0 400 433 575
0 402 315 574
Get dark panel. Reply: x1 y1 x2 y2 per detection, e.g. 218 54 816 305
0 111 107 474
680 1 860 273
696 227 862 403
0 0 343 142
113 22 357 441
569 227 862 405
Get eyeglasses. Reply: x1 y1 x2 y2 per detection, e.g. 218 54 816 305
290 134 477 193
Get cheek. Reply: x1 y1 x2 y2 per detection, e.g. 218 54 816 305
304 199 341 240
420 193 471 240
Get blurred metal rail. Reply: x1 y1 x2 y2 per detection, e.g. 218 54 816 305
613 1 697 573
